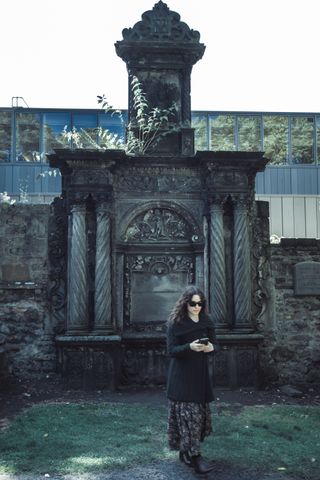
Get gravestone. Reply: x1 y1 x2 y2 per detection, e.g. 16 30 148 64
294 261 320 295
48 1 269 389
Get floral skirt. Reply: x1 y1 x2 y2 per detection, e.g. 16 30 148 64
167 400 213 456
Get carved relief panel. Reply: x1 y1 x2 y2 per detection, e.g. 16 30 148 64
122 206 201 243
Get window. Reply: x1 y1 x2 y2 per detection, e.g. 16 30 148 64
192 114 208 151
291 116 314 164
16 113 41 162
0 111 11 162
98 112 125 143
73 113 98 147
263 116 288 165
209 115 235 151
238 116 261 151
44 113 71 154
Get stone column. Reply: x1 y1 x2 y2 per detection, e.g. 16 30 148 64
233 196 252 325
94 202 113 333
67 203 88 333
209 198 227 324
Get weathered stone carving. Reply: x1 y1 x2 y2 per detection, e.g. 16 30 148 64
121 1 201 43
116 171 201 192
94 203 112 332
232 196 252 325
67 204 88 332
48 198 68 329
209 197 227 324
121 345 167 386
252 207 270 320
71 170 112 185
207 171 249 190
117 175 156 191
124 208 197 243
128 254 194 273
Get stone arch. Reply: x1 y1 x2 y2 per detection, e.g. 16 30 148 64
120 201 202 244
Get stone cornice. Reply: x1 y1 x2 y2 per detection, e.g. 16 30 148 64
196 150 270 172
47 148 126 171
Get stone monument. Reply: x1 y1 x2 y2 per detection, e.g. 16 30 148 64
48 1 269 389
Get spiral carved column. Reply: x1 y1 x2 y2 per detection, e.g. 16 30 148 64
94 202 112 332
233 198 252 325
67 203 88 333
209 200 227 324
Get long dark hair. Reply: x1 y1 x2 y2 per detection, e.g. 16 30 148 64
168 285 208 325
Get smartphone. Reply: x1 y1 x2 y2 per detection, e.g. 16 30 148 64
197 337 209 345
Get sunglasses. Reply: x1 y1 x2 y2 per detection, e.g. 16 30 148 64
188 301 203 307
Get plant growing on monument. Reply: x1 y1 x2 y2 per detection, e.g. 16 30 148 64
60 125 124 150
98 75 177 155
40 76 177 174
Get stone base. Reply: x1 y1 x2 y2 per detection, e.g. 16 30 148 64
56 335 122 390
56 333 263 390
214 333 264 389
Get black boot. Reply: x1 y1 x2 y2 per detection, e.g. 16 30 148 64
191 454 214 474
179 450 192 467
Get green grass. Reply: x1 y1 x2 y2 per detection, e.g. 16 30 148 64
206 404 320 479
0 402 319 478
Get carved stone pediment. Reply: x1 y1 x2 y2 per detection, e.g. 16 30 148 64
123 207 200 243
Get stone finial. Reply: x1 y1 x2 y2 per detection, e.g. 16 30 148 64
121 1 201 44
115 2 205 155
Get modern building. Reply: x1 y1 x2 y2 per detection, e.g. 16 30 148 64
1 107 320 237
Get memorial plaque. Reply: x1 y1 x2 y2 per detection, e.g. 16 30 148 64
294 261 320 295
131 272 188 322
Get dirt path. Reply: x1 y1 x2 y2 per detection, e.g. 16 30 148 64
0 460 301 480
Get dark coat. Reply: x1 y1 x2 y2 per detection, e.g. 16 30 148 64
166 314 219 404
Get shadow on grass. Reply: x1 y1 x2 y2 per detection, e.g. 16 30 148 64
0 402 319 479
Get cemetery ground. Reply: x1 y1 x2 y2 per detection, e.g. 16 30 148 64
0 379 319 480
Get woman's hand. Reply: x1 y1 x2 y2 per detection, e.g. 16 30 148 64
203 342 214 353
190 340 206 352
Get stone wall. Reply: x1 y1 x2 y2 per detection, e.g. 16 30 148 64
0 204 61 385
258 239 320 388
1 204 320 390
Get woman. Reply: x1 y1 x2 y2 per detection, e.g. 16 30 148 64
166 285 219 474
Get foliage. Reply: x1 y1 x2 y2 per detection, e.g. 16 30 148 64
0 192 15 204
60 126 124 151
210 115 236 151
291 116 314 164
192 115 208 151
98 76 177 155
238 116 261 152
0 402 319 478
263 116 289 165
